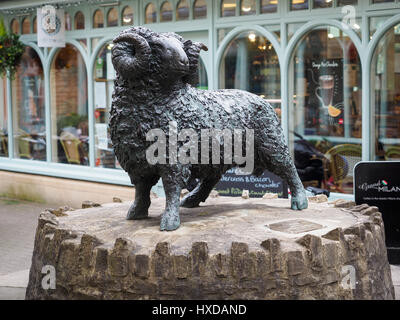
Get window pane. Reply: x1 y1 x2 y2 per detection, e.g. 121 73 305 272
372 23 400 161
94 42 120 169
145 3 157 23
219 31 281 117
51 44 88 165
290 0 309 11
241 0 256 15
107 8 118 27
370 16 391 39
65 13 72 31
0 77 8 157
221 0 236 17
33 16 37 33
22 18 30 34
337 0 358 5
197 59 208 90
289 27 362 194
11 19 19 34
93 9 104 28
194 0 207 19
74 11 85 30
261 0 278 13
372 0 394 3
177 0 189 21
11 47 46 161
313 0 332 9
122 6 134 25
160 2 173 22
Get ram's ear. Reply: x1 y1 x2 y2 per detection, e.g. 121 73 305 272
183 40 208 86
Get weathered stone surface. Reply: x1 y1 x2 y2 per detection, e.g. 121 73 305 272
26 197 395 300
81 201 101 209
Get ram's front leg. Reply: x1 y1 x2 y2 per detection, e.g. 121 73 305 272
160 173 182 231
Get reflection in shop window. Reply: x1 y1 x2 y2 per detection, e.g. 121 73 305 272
313 0 332 9
0 77 8 157
11 47 46 161
65 13 72 31
160 2 173 22
219 31 281 118
337 0 358 5
22 18 30 34
94 42 120 169
290 0 309 11
74 11 85 30
197 58 208 90
93 9 104 28
107 8 118 27
289 26 362 194
261 0 278 13
145 3 157 23
177 0 189 21
10 19 19 34
372 23 400 161
221 0 236 17
194 0 207 19
240 0 256 16
50 44 88 166
122 6 134 26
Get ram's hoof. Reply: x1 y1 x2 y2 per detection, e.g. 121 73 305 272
126 203 149 220
180 196 200 208
291 192 308 210
160 212 180 231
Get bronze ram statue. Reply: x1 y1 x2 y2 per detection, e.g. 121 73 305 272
110 26 308 231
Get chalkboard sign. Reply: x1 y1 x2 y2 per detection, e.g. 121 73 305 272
354 161 400 263
214 169 288 198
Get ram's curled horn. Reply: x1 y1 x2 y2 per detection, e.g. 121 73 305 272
112 32 151 76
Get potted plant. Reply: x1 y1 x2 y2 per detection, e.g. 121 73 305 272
0 17 25 79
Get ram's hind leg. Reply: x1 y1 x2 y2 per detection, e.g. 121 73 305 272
160 173 182 231
127 175 159 220
260 146 308 210
180 176 221 208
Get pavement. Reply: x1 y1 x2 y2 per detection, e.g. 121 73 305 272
0 197 399 300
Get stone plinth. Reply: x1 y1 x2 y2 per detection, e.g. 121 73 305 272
26 197 395 300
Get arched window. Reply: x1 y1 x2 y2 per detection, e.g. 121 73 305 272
371 22 400 161
122 6 134 26
176 0 189 21
261 0 278 13
160 2 173 22
145 3 157 24
11 47 45 161
219 31 281 113
93 9 104 28
221 0 236 17
65 12 72 31
10 19 19 34
50 44 88 165
93 42 119 169
194 0 207 19
240 0 256 16
21 17 30 34
74 11 85 30
33 16 37 33
289 26 362 194
107 8 118 27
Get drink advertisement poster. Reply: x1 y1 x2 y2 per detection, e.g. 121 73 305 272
214 169 288 198
306 59 344 134
37 6 65 47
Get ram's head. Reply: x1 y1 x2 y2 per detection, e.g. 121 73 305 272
112 26 208 86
